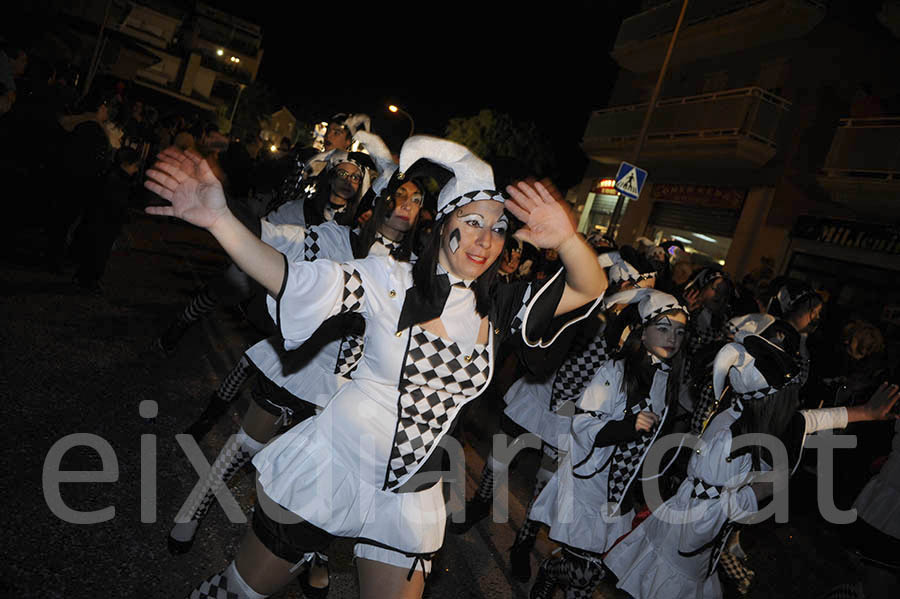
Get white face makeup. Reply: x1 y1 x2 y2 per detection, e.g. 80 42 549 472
642 310 688 360
438 200 507 281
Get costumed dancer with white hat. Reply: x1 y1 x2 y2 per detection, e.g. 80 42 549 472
604 321 899 599
528 288 690 599
154 113 372 356
166 131 437 597
449 249 657 584
145 135 607 598
172 145 378 437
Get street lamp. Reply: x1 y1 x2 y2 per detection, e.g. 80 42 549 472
388 104 415 137
229 83 247 132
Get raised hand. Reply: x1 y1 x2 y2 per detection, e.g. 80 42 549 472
683 288 702 313
505 181 576 251
860 382 900 421
144 148 229 229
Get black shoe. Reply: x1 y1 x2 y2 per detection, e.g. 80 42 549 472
447 496 491 534
510 539 534 582
298 552 329 598
184 393 231 442
529 558 557 599
167 533 194 555
156 319 190 355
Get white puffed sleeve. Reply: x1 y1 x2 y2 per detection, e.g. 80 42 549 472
568 362 624 476
261 220 307 263
267 255 369 350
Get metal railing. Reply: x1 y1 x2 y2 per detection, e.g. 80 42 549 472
822 117 900 180
615 0 828 46
584 86 791 147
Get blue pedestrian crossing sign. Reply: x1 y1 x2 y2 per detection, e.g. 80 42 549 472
614 162 648 200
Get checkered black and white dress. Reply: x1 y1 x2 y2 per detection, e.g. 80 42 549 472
502 322 609 452
604 405 759 599
253 254 593 568
529 357 670 555
246 221 392 407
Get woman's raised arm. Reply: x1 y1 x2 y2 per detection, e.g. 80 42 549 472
505 180 607 315
144 148 285 294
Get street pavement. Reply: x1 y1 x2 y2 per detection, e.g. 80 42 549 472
2 211 862 598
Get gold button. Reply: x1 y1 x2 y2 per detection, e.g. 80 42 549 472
395 331 403 337
389 290 396 298
464 355 472 362
696 449 702 454
494 328 500 334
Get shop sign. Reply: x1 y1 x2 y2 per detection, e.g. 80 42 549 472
792 216 900 255
650 183 745 211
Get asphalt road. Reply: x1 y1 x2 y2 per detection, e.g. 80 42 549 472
2 211 864 598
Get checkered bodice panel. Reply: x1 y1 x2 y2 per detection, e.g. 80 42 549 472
550 332 609 412
383 326 491 491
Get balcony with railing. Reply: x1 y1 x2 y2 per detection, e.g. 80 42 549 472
612 0 828 72
582 86 790 168
817 117 900 212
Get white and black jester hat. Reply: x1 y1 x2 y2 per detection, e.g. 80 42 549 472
329 113 371 139
398 135 506 221
597 251 656 287
712 331 799 401
603 287 688 325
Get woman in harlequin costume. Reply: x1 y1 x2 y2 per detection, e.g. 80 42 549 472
154 114 373 355
528 287 690 599
604 322 899 599
166 132 442 597
144 135 607 599
450 250 657 583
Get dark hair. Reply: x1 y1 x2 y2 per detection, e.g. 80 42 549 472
411 210 506 318
303 168 364 228
117 147 140 167
354 178 428 261
615 309 686 412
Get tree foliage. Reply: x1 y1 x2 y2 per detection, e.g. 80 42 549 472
444 109 556 179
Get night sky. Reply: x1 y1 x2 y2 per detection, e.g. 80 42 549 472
209 0 636 187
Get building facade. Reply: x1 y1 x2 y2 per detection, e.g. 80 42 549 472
59 0 262 113
574 0 900 319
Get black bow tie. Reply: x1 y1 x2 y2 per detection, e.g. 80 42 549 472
376 233 401 253
396 269 474 333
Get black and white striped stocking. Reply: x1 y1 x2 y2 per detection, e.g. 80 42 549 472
215 356 254 403
538 548 605 597
170 429 264 543
179 287 218 324
474 454 507 504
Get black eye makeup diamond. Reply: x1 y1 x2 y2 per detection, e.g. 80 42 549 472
448 228 461 253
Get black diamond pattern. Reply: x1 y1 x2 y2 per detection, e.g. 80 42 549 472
384 326 491 490
550 334 609 411
190 573 239 599
607 396 657 507
334 334 364 376
340 266 365 314
690 477 725 499
303 230 321 261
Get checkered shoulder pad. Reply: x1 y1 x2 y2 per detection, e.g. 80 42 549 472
339 264 365 314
